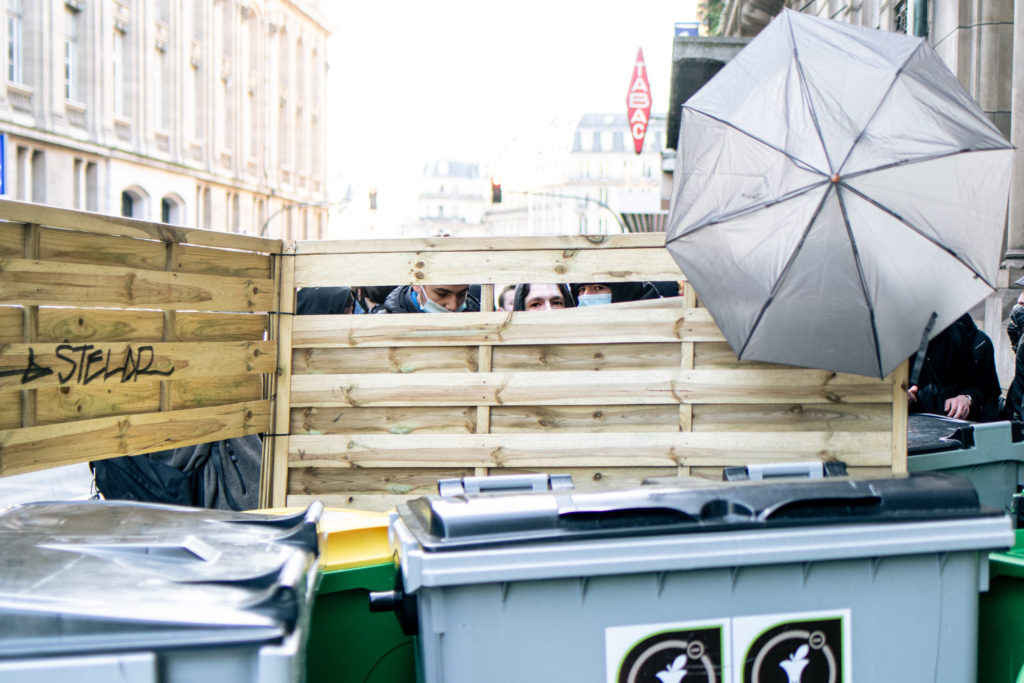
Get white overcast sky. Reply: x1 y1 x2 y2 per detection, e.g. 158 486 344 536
322 1 698 229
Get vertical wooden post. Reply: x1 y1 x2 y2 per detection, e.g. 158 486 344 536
20 224 39 429
475 283 495 477
160 241 181 412
677 282 696 477
265 243 296 507
890 359 909 473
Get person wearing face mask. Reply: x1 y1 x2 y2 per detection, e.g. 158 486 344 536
373 284 480 313
512 283 575 311
572 281 661 307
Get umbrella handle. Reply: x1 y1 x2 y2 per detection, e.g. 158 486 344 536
909 311 938 387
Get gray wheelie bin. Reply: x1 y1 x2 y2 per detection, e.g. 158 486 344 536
377 472 1011 683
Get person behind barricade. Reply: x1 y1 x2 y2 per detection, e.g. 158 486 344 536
512 283 574 311
1002 278 1024 420
374 284 480 313
572 281 661 307
295 286 355 315
498 285 517 312
955 313 1001 422
353 286 396 314
907 315 986 421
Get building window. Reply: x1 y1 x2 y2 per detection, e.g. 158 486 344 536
192 63 203 139
64 5 80 100
156 46 169 129
7 0 22 83
73 158 83 208
894 0 908 33
31 150 44 203
122 191 134 217
85 161 97 211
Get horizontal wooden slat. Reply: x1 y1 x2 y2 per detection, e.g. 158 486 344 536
292 346 479 374
288 467 476 497
36 384 161 425
294 232 668 254
692 404 892 432
490 405 679 432
0 341 277 391
0 399 270 477
291 406 476 434
694 342 780 369
295 248 683 287
37 308 164 342
0 199 282 252
289 369 890 407
0 392 20 429
292 307 724 347
169 375 265 410
174 312 270 341
493 343 681 371
0 223 22 257
39 227 166 271
178 244 274 279
0 258 275 311
0 307 25 344
288 431 893 468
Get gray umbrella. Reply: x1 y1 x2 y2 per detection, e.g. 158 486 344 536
665 9 1012 378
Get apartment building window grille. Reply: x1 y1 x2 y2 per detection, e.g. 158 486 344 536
7 0 22 83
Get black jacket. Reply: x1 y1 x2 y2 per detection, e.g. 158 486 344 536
373 285 481 313
296 287 354 315
909 315 988 420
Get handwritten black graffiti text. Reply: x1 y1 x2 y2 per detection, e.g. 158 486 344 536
0 344 176 385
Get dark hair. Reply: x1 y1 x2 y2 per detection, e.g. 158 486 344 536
513 283 575 311
573 282 661 303
356 286 396 307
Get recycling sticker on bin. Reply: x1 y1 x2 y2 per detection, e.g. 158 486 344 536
606 609 851 683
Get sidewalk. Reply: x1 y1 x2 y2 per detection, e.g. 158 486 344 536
0 463 95 508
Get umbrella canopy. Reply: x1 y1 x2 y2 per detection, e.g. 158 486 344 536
665 9 1013 378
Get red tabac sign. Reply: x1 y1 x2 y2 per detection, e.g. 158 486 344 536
626 47 652 154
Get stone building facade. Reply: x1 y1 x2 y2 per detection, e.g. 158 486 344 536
0 0 329 239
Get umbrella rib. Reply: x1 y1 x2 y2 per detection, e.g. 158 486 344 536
835 41 926 176
682 106 829 177
840 147 1011 182
788 18 836 174
737 184 835 360
835 187 884 378
664 180 829 246
840 181 997 289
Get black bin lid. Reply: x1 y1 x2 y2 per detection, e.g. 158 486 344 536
399 472 992 551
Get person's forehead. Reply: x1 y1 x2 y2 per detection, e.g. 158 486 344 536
526 284 562 300
430 285 469 293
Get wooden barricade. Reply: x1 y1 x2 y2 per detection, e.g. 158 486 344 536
282 235 907 511
0 199 284 505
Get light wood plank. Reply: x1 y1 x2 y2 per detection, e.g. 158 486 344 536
289 369 891 408
169 375 264 410
36 384 161 425
174 312 270 341
490 405 678 432
0 198 282 252
0 399 270 477
287 431 893 468
292 346 478 374
0 258 275 311
292 307 724 347
0 307 24 344
891 359 909 473
292 405 477 434
0 391 20 429
39 228 167 271
294 232 668 254
37 308 164 342
295 248 683 287
285 493 409 512
492 343 680 371
0 222 22 257
269 252 296 507
692 404 892 432
0 341 277 391
288 467 476 497
178 244 274 279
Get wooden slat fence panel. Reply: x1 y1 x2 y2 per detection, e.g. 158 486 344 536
0 200 283 480
283 234 907 510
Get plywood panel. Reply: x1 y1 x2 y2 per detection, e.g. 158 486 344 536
291 406 476 434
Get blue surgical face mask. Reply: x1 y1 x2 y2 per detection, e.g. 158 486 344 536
414 288 467 313
577 293 612 307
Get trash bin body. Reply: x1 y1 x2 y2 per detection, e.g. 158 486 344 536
0 500 322 683
390 473 1012 683
979 530 1024 683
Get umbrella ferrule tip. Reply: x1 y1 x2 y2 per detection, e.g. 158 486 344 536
830 173 840 183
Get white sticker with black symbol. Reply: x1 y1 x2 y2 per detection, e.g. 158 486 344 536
606 619 730 683
732 610 851 683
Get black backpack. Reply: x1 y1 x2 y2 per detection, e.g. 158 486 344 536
90 455 202 506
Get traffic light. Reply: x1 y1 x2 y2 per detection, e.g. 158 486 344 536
369 189 377 210
490 178 501 204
